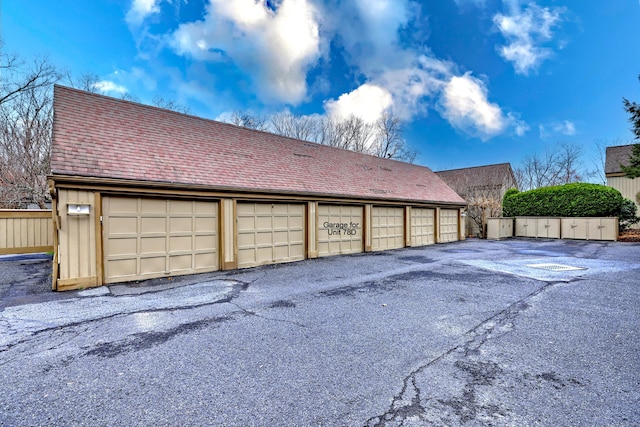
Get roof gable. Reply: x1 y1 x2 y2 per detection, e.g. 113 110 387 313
435 163 517 190
51 86 465 205
605 144 636 175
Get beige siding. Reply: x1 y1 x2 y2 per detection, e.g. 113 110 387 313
515 217 537 237
587 218 618 241
561 217 588 240
237 202 305 268
537 218 561 239
57 189 98 288
439 209 459 243
318 204 363 257
0 210 53 255
371 206 404 250
486 217 514 240
561 217 617 241
102 197 219 284
411 208 435 246
608 176 640 229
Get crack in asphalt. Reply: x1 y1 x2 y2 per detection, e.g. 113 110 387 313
0 281 249 354
82 314 238 358
365 281 560 427
228 301 308 330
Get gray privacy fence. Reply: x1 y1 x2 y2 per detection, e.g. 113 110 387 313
487 217 618 241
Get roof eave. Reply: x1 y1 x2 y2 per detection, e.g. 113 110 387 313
49 174 467 207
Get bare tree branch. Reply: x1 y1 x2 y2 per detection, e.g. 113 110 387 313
224 110 268 131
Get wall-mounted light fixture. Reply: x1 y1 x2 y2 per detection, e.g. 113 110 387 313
67 204 91 215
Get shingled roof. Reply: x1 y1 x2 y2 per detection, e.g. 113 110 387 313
605 144 637 175
51 86 465 205
435 163 516 190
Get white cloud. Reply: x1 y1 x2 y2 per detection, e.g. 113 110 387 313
554 120 576 135
512 115 530 136
92 80 128 95
126 0 161 26
327 0 412 75
539 120 576 138
171 0 321 105
129 0 524 141
324 84 393 122
493 1 564 74
438 73 508 140
376 55 453 120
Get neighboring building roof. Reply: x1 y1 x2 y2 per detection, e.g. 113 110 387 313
605 144 636 175
435 163 517 191
51 86 465 205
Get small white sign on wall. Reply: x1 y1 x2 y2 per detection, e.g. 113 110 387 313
67 204 91 215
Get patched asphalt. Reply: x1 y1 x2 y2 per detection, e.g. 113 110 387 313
0 238 638 426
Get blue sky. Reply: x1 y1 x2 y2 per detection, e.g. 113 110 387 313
3 0 640 175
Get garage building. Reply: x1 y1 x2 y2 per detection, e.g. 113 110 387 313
49 86 466 291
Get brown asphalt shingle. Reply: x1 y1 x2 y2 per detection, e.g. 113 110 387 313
435 163 516 190
51 86 465 205
605 144 636 175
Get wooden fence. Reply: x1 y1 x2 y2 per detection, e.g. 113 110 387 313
487 217 618 241
0 210 54 255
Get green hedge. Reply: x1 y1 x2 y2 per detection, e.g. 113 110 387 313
502 183 623 217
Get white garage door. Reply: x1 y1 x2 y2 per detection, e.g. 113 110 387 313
318 204 363 257
237 202 305 268
439 209 459 243
372 206 404 251
103 197 219 284
411 208 435 246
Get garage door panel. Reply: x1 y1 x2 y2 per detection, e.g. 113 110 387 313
109 238 137 256
238 232 255 247
290 230 304 242
169 200 193 214
195 203 215 215
256 216 273 230
169 254 192 271
139 256 165 275
256 231 274 245
372 207 404 251
255 203 272 215
195 235 216 251
169 235 191 252
140 236 166 253
411 208 435 246
195 253 216 269
195 217 216 232
108 259 137 278
140 198 166 213
318 204 363 257
141 217 166 233
170 217 192 233
238 215 255 230
288 216 304 228
109 217 137 234
439 209 459 243
237 202 305 268
274 230 292 244
103 197 219 283
109 198 138 213
273 216 289 228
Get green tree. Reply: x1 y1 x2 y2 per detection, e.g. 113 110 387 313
620 143 640 178
621 74 640 178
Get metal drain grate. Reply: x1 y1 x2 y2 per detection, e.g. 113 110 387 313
526 263 587 272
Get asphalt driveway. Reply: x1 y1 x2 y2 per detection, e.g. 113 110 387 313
0 238 638 426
